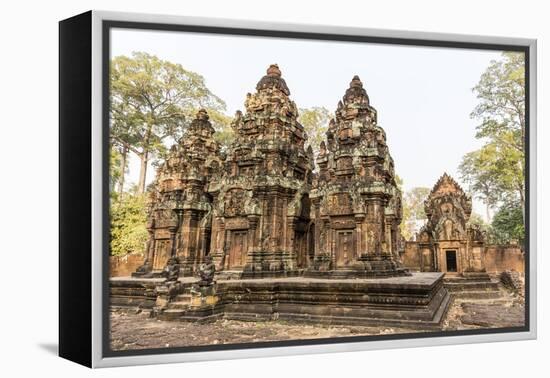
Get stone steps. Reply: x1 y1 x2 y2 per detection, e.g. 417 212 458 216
445 281 500 291
444 272 501 299
450 289 502 299
163 293 192 310
175 294 192 302
168 301 191 310
446 276 492 283
157 309 186 321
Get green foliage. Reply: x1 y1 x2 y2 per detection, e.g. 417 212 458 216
109 148 122 196
459 52 525 228
209 111 234 152
395 175 403 190
490 201 525 246
110 52 228 193
459 138 523 220
467 212 497 243
469 212 488 228
299 107 330 154
401 187 430 241
110 194 149 256
471 52 525 151
469 211 491 233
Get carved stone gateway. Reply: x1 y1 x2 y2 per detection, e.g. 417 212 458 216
207 64 314 278
401 174 524 279
415 173 485 274
400 173 503 298
134 109 222 277
307 76 407 278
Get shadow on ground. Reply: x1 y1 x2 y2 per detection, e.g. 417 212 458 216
38 343 58 356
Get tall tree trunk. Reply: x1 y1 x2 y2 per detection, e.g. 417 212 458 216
137 125 153 194
118 146 127 196
137 150 149 194
485 203 491 223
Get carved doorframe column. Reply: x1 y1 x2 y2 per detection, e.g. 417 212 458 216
354 213 365 258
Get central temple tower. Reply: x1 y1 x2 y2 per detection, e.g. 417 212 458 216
208 64 314 278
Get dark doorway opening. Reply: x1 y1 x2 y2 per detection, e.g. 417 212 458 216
446 250 457 272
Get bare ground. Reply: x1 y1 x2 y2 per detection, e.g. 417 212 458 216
110 287 525 351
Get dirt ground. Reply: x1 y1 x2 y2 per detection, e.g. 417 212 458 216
110 287 525 351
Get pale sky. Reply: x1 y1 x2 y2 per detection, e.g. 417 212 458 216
110 28 506 220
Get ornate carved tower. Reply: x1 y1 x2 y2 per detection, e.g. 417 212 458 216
208 64 314 278
417 173 486 273
308 76 406 278
134 109 223 277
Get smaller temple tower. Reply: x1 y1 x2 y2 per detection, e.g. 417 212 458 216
307 75 407 278
134 109 223 277
415 173 486 274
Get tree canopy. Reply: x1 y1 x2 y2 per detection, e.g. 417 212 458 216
110 52 229 194
109 53 234 257
299 107 330 155
459 52 525 246
110 193 149 256
401 187 430 240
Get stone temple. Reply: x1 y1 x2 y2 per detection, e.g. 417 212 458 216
134 109 223 277
401 173 515 297
307 75 405 278
207 63 314 278
111 65 466 328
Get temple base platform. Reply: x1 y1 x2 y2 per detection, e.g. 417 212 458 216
110 272 451 330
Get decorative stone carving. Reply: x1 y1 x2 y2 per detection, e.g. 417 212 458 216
162 257 180 282
207 64 314 278
134 109 223 278
414 173 487 273
197 255 216 286
135 68 410 281
308 75 407 278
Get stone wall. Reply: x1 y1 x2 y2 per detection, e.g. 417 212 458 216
401 242 524 274
401 242 421 271
483 245 525 274
110 253 145 277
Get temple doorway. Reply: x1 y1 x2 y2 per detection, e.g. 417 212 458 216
229 230 248 268
295 230 308 268
446 250 457 272
336 230 355 267
153 239 170 270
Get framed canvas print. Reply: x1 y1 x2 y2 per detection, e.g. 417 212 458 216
59 10 537 368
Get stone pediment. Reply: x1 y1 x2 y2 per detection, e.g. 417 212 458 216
428 173 467 198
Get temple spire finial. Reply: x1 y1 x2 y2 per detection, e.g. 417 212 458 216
267 64 282 77
196 108 209 120
350 75 363 88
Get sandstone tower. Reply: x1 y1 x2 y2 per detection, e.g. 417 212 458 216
307 75 406 278
134 109 223 277
207 64 314 278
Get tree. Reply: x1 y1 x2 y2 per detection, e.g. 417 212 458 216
490 200 525 247
110 193 149 256
472 52 525 155
109 148 123 198
298 107 330 156
209 111 234 152
110 52 228 194
459 144 503 222
401 187 430 241
462 52 526 218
